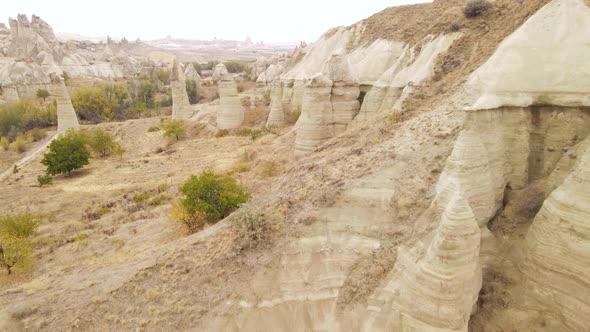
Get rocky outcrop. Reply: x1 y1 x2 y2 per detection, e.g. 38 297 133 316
184 63 201 101
396 195 482 331
216 66 244 129
7 15 58 59
0 60 52 101
467 0 590 110
521 140 590 332
294 74 334 156
54 79 80 133
257 64 284 85
171 60 193 120
327 53 360 134
266 81 285 127
212 63 228 82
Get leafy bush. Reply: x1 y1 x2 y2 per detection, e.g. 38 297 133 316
10 135 27 153
171 203 206 234
41 129 90 176
148 194 172 206
186 79 199 104
72 84 129 123
0 100 56 141
0 212 40 238
112 142 126 160
229 208 270 250
224 61 248 74
27 128 46 142
87 128 116 157
175 171 250 231
162 119 187 140
37 174 53 187
464 0 491 17
36 89 50 101
0 137 8 151
147 126 161 133
154 68 171 85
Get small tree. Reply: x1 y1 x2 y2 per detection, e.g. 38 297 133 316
41 129 90 176
0 212 39 275
88 128 115 157
113 142 126 160
0 137 8 151
36 89 50 102
162 119 187 141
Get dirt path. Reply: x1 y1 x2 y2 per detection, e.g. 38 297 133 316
0 134 56 182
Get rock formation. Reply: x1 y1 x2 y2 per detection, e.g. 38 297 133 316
184 63 202 100
216 65 244 129
326 52 360 134
522 143 590 331
256 63 284 85
212 63 228 82
396 195 482 331
7 14 58 59
171 60 193 120
294 74 334 156
54 79 80 133
266 81 285 127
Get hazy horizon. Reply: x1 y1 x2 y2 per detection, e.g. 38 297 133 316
2 0 429 43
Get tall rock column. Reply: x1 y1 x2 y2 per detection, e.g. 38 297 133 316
396 195 482 331
266 81 285 127
327 53 360 134
216 67 244 130
294 73 334 156
171 60 193 120
55 79 80 134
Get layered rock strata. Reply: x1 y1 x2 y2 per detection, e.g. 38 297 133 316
266 81 285 127
395 195 482 331
216 66 244 129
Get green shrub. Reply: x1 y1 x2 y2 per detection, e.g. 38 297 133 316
27 128 46 142
0 137 8 151
177 170 250 227
191 62 203 75
0 100 56 141
186 79 199 104
237 84 244 94
134 191 155 204
96 207 111 217
162 119 187 141
36 89 50 101
250 129 264 141
112 142 126 160
157 182 169 193
71 84 129 123
154 68 171 85
223 61 248 74
41 129 90 176
0 212 40 239
148 194 173 206
233 163 251 173
37 174 53 187
0 212 40 274
10 136 27 153
215 129 229 138
147 126 161 133
87 128 116 157
238 128 252 137
229 207 270 250
464 0 491 17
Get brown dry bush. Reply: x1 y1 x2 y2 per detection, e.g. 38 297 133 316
464 0 492 18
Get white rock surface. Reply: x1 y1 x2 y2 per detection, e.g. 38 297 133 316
216 72 244 129
171 60 193 120
467 0 590 109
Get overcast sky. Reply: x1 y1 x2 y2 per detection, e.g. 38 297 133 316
2 0 429 43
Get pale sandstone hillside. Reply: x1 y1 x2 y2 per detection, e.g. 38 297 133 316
1 0 590 331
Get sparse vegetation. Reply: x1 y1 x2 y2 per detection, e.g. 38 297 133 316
229 207 271 250
147 125 161 133
37 174 53 187
71 84 129 123
186 79 200 104
233 163 251 173
162 119 187 140
260 160 280 178
223 61 249 74
0 212 40 275
41 129 90 176
133 191 156 204
464 0 491 18
173 170 250 233
215 129 229 138
10 135 27 153
0 137 8 151
288 108 301 125
148 194 173 206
